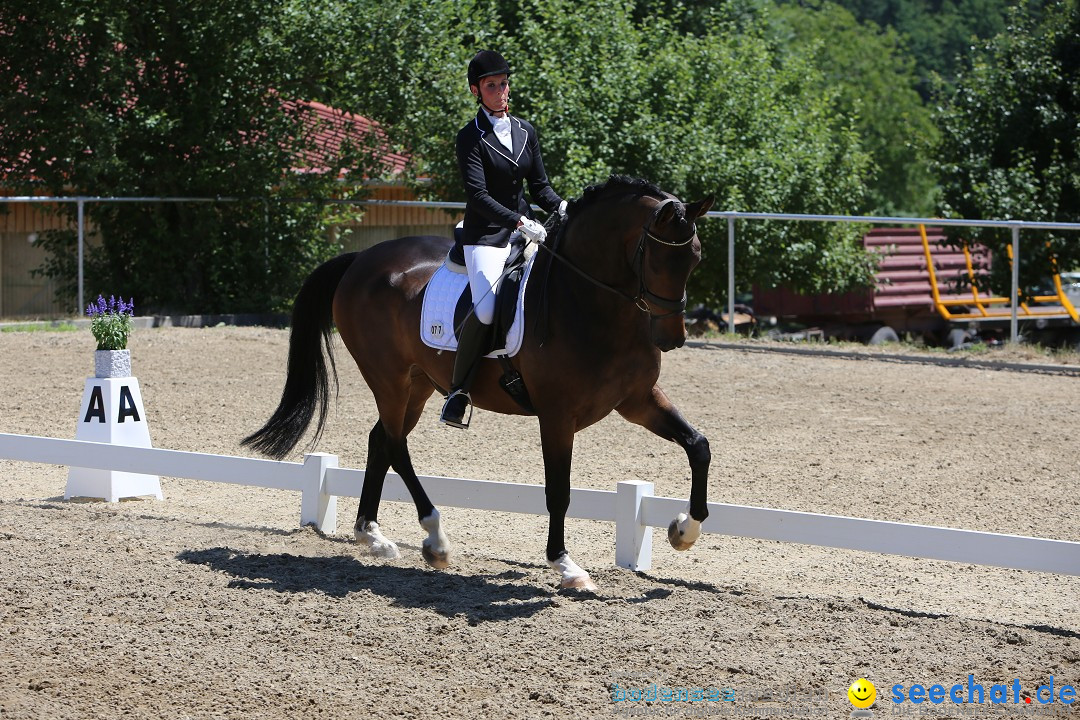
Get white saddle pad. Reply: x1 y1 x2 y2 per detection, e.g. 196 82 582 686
420 253 537 358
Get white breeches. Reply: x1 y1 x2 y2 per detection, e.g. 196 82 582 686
463 243 513 325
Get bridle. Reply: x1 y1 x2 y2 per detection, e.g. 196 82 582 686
631 198 696 318
537 196 696 319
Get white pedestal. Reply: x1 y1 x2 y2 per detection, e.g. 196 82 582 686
66 376 162 502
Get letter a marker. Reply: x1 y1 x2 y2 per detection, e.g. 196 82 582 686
66 373 162 502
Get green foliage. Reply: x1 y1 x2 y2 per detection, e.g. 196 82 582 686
288 0 477 202
935 0 1080 294
320 0 878 304
637 9 877 301
4 0 939 311
823 0 1038 97
31 227 81 306
768 0 939 216
0 0 378 313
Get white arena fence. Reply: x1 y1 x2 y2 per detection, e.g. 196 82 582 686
1 432 1078 576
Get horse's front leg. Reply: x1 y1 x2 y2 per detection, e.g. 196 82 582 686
539 418 597 591
617 384 710 551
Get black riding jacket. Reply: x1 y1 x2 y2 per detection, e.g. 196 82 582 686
456 109 563 248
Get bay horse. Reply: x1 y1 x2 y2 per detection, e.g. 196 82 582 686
242 175 714 589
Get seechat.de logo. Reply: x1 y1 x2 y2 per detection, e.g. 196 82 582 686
849 678 877 717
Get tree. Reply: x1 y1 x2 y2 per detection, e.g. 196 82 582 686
769 0 939 216
823 0 1031 97
3 0 885 312
323 0 879 304
935 0 1080 294
284 0 478 203
623 7 878 301
0 0 381 313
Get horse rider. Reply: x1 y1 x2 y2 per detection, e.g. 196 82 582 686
440 49 567 429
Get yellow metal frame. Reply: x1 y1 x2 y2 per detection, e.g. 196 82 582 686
919 224 1078 322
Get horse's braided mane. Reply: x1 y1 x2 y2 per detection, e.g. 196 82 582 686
566 175 685 223
542 174 687 241
571 174 660 212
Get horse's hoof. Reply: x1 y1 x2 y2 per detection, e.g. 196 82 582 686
354 522 401 559
421 541 450 569
561 574 598 591
367 540 401 559
357 534 400 559
419 509 450 569
667 513 698 551
548 553 596 591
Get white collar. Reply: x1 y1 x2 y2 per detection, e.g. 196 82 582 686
483 109 513 152
484 108 511 128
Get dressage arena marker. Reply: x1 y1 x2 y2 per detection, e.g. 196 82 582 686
65 376 162 502
1 432 1077 576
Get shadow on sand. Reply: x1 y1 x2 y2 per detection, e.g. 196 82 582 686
177 547 556 622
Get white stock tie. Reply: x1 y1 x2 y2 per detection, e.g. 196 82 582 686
492 116 512 152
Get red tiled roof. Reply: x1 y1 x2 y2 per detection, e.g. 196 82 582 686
285 99 408 180
2 97 408 186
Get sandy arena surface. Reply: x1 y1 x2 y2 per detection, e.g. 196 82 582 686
0 326 1077 719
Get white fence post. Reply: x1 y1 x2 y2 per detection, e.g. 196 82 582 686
301 453 338 534
615 480 654 571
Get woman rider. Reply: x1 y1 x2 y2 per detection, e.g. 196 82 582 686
440 50 566 429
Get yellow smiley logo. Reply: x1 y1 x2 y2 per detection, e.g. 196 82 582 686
848 678 877 709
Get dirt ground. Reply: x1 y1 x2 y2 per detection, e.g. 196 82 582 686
0 326 1077 720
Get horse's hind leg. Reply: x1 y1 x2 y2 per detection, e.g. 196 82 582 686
388 434 451 569
354 421 402 559
399 377 451 568
357 373 450 568
616 385 710 551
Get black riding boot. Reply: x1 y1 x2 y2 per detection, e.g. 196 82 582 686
439 313 491 429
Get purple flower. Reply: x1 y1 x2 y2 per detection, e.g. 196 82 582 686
85 293 135 350
86 294 134 317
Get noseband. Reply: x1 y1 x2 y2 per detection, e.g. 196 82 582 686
538 196 696 319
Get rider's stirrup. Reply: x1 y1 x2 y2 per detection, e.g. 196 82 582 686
439 389 473 430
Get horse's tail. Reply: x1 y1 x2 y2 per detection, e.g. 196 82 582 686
241 253 358 459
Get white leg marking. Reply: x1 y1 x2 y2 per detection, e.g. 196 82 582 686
548 553 597 591
667 512 701 551
354 519 400 559
419 509 451 569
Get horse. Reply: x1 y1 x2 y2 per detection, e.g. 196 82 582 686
242 175 715 590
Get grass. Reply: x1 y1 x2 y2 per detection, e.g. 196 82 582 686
0 321 80 333
948 340 1080 366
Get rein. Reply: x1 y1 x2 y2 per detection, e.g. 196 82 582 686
537 197 695 319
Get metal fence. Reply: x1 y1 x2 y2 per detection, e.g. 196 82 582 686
4 195 1080 342
711 210 1080 345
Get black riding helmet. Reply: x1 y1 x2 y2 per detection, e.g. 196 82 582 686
467 50 511 87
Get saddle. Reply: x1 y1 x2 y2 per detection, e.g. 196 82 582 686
420 228 535 412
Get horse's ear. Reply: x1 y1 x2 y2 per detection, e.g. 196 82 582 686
657 200 679 225
685 196 715 220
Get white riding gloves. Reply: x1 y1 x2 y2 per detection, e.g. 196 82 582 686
519 216 547 245
558 200 568 217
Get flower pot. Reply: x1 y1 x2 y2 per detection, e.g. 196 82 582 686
94 349 131 378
